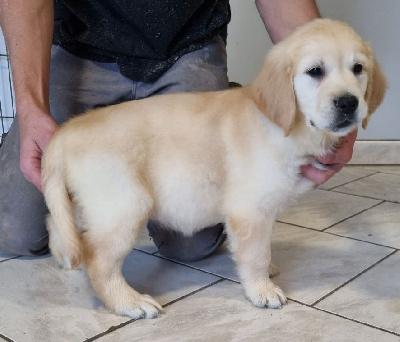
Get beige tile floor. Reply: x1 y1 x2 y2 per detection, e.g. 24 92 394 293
1 165 400 342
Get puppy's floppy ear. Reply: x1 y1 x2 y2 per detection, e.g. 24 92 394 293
250 46 296 136
362 53 387 129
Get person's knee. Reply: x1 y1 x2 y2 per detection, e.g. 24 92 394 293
0 132 49 256
0 235 49 257
0 216 49 256
0 194 49 256
147 221 226 262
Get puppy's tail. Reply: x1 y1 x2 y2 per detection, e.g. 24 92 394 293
42 137 82 269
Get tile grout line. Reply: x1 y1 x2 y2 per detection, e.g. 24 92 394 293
321 230 398 250
323 171 379 191
83 279 226 342
276 220 326 232
133 248 241 283
0 333 14 342
320 200 386 232
277 216 398 250
158 257 240 282
280 198 400 249
375 170 400 176
326 167 400 193
328 188 400 204
0 256 20 264
83 319 135 342
289 298 400 338
277 199 385 235
162 278 226 308
310 249 398 307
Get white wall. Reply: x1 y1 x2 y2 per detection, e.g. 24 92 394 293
227 0 400 140
227 1 272 86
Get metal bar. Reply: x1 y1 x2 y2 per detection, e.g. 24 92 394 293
6 45 15 117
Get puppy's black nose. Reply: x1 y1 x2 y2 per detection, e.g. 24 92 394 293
333 94 359 115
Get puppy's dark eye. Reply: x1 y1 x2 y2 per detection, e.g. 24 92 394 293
307 67 324 78
353 63 363 75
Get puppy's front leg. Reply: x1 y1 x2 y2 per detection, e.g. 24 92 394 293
227 214 287 309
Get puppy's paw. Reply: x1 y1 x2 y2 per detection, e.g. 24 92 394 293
245 279 287 309
114 293 164 319
268 263 280 278
49 247 72 270
50 248 82 270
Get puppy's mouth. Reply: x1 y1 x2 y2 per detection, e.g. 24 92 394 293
309 118 357 133
332 118 357 132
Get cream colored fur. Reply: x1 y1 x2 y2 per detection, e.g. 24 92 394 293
42 19 386 319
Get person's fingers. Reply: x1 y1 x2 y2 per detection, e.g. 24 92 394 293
317 129 357 165
19 140 43 191
300 163 343 185
18 113 58 192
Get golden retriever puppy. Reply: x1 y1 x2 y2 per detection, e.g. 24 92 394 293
42 19 386 319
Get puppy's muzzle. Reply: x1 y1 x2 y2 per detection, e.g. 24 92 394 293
332 94 359 130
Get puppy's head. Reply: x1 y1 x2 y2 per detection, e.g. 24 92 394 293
251 19 386 136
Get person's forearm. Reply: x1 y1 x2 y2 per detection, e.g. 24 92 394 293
255 0 320 43
0 0 53 117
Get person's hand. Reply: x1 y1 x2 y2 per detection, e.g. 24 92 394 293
301 129 357 185
18 110 58 192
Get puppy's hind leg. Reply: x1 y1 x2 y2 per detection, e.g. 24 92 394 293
81 189 163 319
83 216 163 319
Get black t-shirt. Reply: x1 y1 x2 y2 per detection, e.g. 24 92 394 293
53 0 231 82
